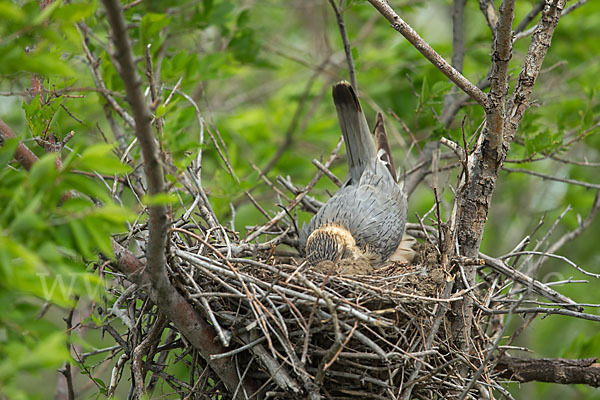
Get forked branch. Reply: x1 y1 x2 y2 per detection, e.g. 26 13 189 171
367 0 490 110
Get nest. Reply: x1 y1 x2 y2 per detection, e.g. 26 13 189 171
169 237 498 399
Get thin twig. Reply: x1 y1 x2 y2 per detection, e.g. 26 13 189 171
367 0 489 110
328 0 358 90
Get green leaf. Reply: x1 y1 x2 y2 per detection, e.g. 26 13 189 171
69 219 94 259
197 52 230 80
62 174 111 203
32 0 62 25
90 204 134 224
228 27 261 63
237 9 250 28
140 12 171 45
52 0 97 23
0 137 19 167
8 207 46 236
29 153 59 189
0 2 25 23
524 128 563 156
210 0 234 25
75 144 132 174
431 80 454 96
19 52 75 77
142 192 178 206
156 104 167 118
83 217 114 257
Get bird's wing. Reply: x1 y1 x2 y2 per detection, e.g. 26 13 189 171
332 81 377 184
304 171 407 260
346 169 407 258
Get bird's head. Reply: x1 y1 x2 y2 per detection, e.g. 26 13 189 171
305 224 361 266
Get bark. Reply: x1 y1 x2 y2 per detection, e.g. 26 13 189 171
367 0 490 110
497 356 600 387
111 241 261 398
451 0 566 353
0 120 39 171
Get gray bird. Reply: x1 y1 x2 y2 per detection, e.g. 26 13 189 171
300 81 408 267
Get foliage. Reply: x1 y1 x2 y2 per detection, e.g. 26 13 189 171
0 0 598 398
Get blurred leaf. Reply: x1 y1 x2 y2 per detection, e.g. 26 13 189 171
228 27 261 63
0 137 19 167
431 80 453 96
32 0 62 25
525 129 563 156
140 12 170 45
237 8 250 27
29 153 58 189
74 144 132 174
52 0 97 23
142 192 178 206
0 2 25 22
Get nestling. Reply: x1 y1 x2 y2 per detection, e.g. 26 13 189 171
300 81 408 267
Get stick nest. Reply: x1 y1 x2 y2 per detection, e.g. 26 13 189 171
170 237 496 399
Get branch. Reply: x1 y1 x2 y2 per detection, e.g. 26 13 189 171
480 253 582 311
367 0 490 110
496 356 600 387
77 23 135 128
101 0 169 303
547 191 600 254
514 0 545 34
329 0 358 90
527 191 600 275
441 0 467 122
111 241 260 398
478 0 499 36
487 0 515 152
0 120 39 171
502 166 600 190
0 117 258 397
451 1 566 354
101 1 257 397
448 0 517 357
504 0 567 146
514 0 589 41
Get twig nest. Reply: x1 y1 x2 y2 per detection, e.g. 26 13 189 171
172 239 487 398
314 258 375 275
310 242 446 297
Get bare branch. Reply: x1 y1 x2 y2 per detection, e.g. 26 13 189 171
441 0 467 123
502 166 600 190
77 23 135 128
514 0 545 34
328 0 358 90
243 136 344 244
496 356 600 386
111 241 260 398
450 0 466 71
478 0 498 36
505 0 567 146
367 0 490 110
480 253 582 311
101 1 259 397
101 0 170 291
0 120 39 171
513 0 585 41
546 191 600 254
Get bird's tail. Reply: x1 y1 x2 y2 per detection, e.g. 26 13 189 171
373 112 397 182
332 81 377 184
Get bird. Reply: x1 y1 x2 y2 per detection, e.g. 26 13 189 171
300 81 408 268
